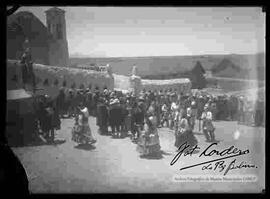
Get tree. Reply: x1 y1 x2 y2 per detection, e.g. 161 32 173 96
190 61 206 89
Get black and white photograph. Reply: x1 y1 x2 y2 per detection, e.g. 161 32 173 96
5 6 265 193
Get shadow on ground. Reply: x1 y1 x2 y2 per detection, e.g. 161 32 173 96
140 150 167 160
9 138 66 148
74 144 96 151
193 131 204 135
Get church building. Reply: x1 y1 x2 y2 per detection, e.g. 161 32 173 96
7 7 69 67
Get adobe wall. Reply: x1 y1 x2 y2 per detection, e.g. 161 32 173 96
7 60 114 94
33 63 114 91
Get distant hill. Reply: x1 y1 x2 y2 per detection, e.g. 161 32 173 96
69 53 265 80
211 58 243 79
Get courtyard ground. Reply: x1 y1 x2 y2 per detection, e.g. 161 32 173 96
11 116 265 193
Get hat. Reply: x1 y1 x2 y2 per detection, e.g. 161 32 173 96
110 92 115 98
115 99 120 104
147 106 155 116
149 116 157 125
138 96 144 101
138 101 144 108
80 107 89 117
110 99 115 105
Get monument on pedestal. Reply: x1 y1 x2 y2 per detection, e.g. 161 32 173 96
106 64 113 76
129 65 142 96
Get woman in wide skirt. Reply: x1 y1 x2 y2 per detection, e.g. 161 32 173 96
136 115 161 156
174 113 197 150
72 104 96 145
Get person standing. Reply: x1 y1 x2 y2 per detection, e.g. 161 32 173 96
187 101 197 131
131 101 145 142
237 96 245 124
77 103 96 144
161 102 169 127
170 98 178 130
97 97 109 135
67 89 75 118
201 104 215 142
85 88 93 115
137 111 161 157
109 99 121 137
174 111 197 150
197 95 205 120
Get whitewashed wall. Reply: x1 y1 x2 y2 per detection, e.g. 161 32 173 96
33 63 114 92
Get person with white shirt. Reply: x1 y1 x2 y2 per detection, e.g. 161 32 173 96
201 104 215 142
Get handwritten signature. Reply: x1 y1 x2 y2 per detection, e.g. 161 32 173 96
170 142 257 176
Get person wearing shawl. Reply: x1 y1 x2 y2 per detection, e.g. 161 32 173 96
161 102 170 127
72 103 96 145
97 97 109 135
130 101 145 142
136 112 161 157
125 99 133 134
174 111 198 150
201 104 215 142
39 95 55 143
109 98 122 137
186 101 197 131
170 97 178 130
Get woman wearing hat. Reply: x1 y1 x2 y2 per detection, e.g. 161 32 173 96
72 103 96 145
130 101 145 142
174 110 197 150
136 114 161 157
201 104 215 142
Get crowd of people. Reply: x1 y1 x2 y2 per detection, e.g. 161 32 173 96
15 44 264 155
31 85 263 156
73 64 109 72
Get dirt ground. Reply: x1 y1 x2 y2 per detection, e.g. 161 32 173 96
11 117 265 193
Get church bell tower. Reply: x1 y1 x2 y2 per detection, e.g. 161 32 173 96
45 7 69 67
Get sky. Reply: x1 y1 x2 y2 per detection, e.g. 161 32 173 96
16 6 265 58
